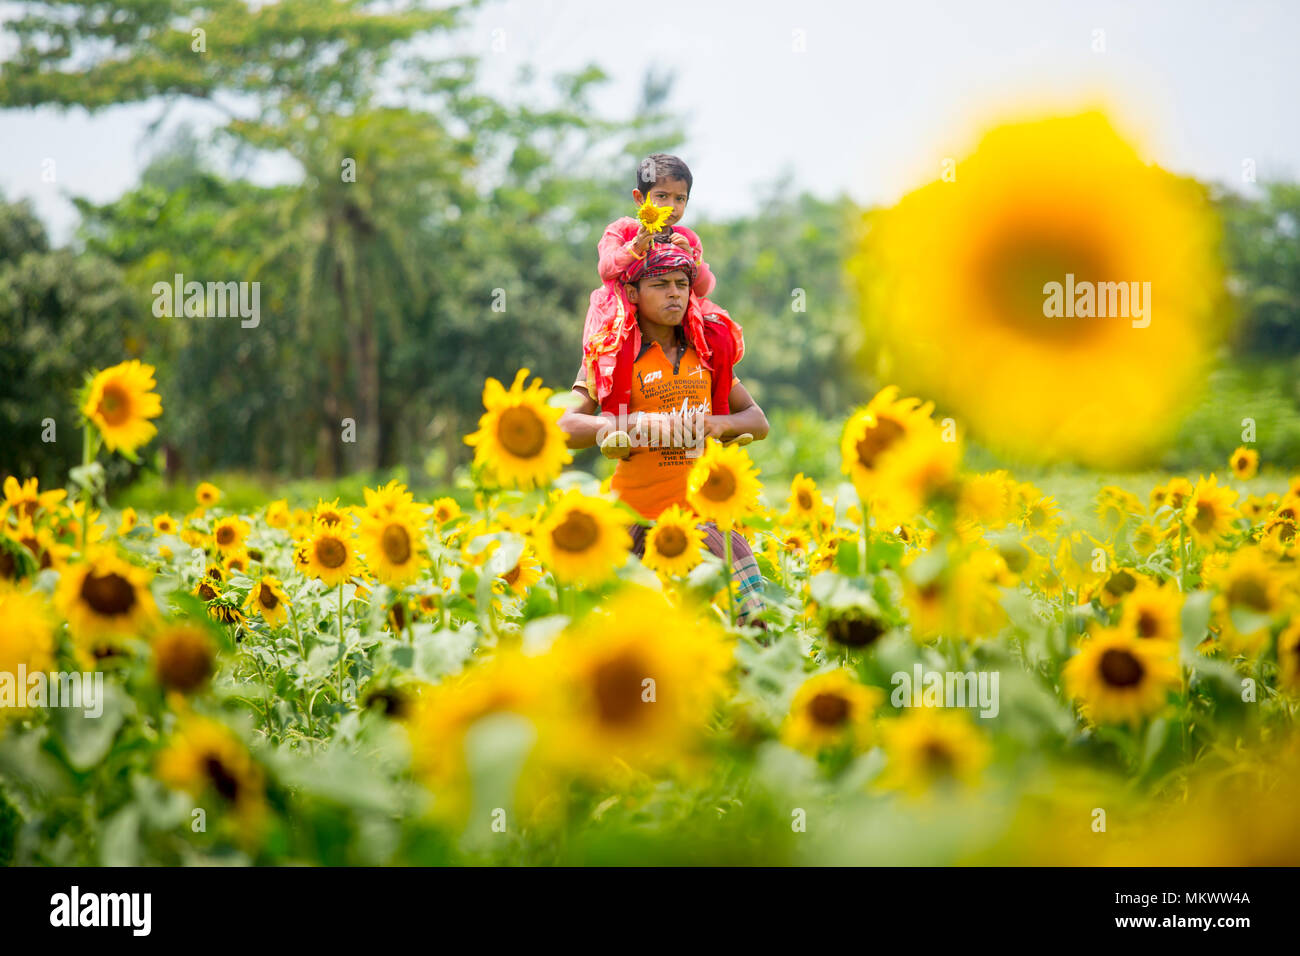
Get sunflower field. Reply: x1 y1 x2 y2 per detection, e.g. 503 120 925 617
2 350 1299 868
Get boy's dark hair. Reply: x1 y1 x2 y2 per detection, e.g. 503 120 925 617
636 153 693 196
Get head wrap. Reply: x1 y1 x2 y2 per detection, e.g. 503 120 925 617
623 242 698 287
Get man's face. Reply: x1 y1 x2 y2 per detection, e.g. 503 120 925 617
627 270 690 326
632 176 690 226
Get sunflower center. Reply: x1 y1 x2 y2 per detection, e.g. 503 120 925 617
315 537 347 569
655 525 688 558
827 614 885 648
197 582 218 601
381 524 412 564
797 490 813 511
809 692 850 727
96 383 132 427
979 233 1111 341
922 740 957 775
1099 648 1144 688
80 570 136 616
215 526 235 546
999 543 1030 573
318 510 342 527
1136 610 1160 639
1192 503 1217 534
552 511 598 553
203 754 242 802
855 418 904 470
0 550 14 579
1104 570 1137 598
1227 575 1270 613
497 406 547 459
592 654 647 726
503 563 522 586
258 583 279 610
701 465 737 502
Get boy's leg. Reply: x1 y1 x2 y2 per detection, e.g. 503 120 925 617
699 521 765 625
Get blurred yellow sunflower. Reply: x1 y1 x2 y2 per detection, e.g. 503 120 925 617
1118 582 1182 643
851 110 1223 467
1205 546 1285 656
1230 446 1259 481
156 715 265 835
430 497 463 526
785 473 824 524
1183 474 1240 548
1064 627 1179 726
0 585 55 718
1 476 66 521
547 587 734 773
686 439 762 529
782 668 882 755
877 708 991 795
840 386 935 506
641 505 705 578
151 621 216 694
464 368 572 490
195 482 221 508
81 360 162 456
535 488 630 586
55 548 158 642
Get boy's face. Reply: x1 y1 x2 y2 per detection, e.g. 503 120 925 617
627 270 690 326
632 176 690 226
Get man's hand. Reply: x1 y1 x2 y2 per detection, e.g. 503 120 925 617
686 413 729 448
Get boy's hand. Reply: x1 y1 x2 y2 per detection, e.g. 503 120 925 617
668 233 692 254
630 225 653 256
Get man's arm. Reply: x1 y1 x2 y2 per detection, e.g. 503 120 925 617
692 380 769 445
559 385 620 450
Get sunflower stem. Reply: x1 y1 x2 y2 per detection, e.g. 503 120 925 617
336 581 347 704
289 603 307 659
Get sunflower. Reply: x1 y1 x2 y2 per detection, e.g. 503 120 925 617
641 505 706 578
406 652 552 825
80 360 162 456
851 111 1222 468
2 476 66 521
1183 475 1240 548
822 603 890 653
312 498 350 529
869 423 962 525
361 480 417 522
463 368 572 490
782 669 882 755
210 515 250 555
0 585 55 717
840 386 936 506
152 512 178 536
1096 486 1143 535
686 439 762 529
1118 582 1183 643
242 575 290 629
430 497 463 526
785 473 824 525
957 471 1014 527
195 481 221 508
359 511 427 586
303 520 362 587
1130 522 1162 557
55 548 158 643
535 488 631 586
1063 627 1180 726
636 198 673 234
877 708 991 795
1230 446 1259 481
156 715 266 836
264 499 290 529
151 622 216 693
1205 546 1285 656
1019 493 1064 538
499 545 545 595
547 587 734 772
10 517 70 572
1278 619 1300 694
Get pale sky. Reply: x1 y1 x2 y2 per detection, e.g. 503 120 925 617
2 0 1297 243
